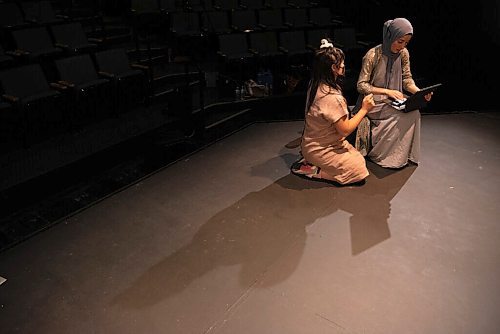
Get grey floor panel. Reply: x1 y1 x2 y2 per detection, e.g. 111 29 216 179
0 112 499 334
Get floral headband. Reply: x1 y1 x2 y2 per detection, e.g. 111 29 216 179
320 39 333 49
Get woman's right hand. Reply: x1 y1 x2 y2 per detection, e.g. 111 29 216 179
361 93 376 112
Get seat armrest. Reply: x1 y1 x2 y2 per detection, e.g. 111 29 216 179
8 49 30 57
50 82 68 90
58 80 75 88
88 37 103 44
98 71 115 78
279 46 288 53
131 64 149 70
2 94 19 103
56 14 70 20
172 56 191 63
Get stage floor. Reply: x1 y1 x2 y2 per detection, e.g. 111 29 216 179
1 111 499 333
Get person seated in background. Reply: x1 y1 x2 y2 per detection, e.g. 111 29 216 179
291 39 375 186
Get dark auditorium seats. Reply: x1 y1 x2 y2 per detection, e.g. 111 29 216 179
50 21 101 55
21 1 67 26
0 63 67 146
9 26 63 61
0 2 28 31
94 48 150 114
53 54 112 126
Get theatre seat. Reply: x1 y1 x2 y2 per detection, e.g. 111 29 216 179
10 26 63 61
50 22 101 55
0 64 68 146
94 48 150 114
54 54 112 127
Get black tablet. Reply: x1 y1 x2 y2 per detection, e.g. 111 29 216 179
393 83 443 113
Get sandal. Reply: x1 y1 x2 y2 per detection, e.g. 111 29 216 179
291 158 320 178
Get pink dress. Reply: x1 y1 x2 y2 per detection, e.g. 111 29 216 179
300 85 369 185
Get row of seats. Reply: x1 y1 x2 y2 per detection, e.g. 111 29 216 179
125 3 365 84
0 1 370 153
0 48 148 149
0 0 101 30
0 21 102 66
132 6 342 38
0 0 68 28
131 0 322 13
215 27 366 60
212 25 370 87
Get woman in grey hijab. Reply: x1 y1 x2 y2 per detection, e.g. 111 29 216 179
355 17 432 168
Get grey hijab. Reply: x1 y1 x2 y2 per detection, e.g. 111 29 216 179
382 18 413 86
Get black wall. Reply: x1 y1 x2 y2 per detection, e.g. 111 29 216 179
334 0 499 112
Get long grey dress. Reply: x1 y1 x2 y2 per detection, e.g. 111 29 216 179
357 45 420 168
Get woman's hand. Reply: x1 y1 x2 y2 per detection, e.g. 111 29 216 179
361 93 376 112
385 89 405 100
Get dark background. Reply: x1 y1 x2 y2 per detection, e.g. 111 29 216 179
334 0 499 112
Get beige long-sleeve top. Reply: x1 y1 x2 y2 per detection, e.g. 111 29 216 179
356 45 418 95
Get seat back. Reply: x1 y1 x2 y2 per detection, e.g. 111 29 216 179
201 11 231 34
94 48 147 113
0 2 25 28
0 64 50 98
241 0 265 10
218 33 250 58
257 8 284 30
283 8 310 28
21 1 62 25
50 22 89 48
94 48 131 74
185 0 215 11
263 0 288 9
159 0 180 12
309 7 335 27
213 0 240 10
288 0 311 8
55 54 99 84
231 10 258 31
333 27 361 49
170 11 201 35
131 0 160 13
279 30 307 53
12 26 55 53
0 63 65 144
249 31 279 54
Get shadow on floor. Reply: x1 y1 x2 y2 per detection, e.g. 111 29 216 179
112 157 415 309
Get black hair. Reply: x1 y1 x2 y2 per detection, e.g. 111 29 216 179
306 43 345 112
